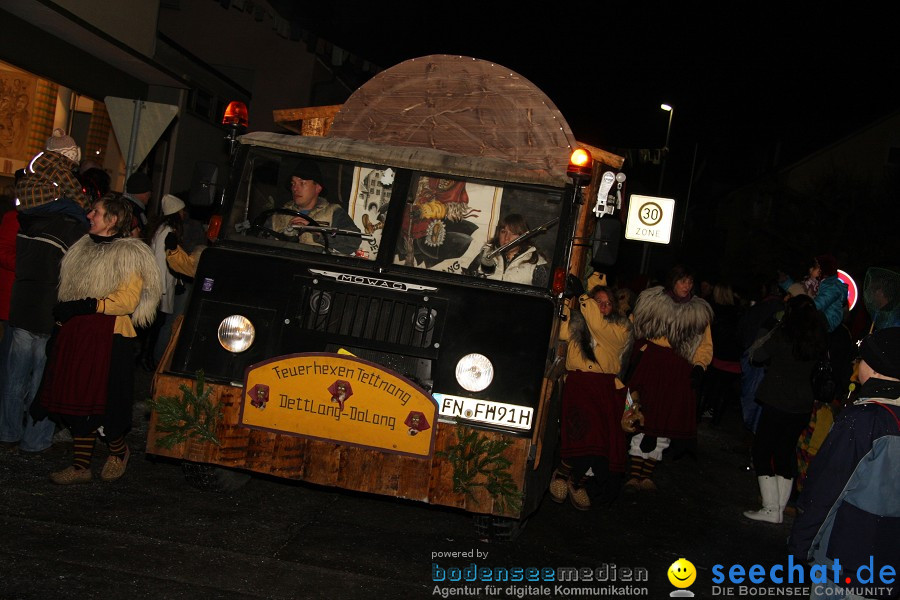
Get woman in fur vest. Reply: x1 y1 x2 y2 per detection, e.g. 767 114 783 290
38 193 161 485
626 265 713 491
550 272 634 510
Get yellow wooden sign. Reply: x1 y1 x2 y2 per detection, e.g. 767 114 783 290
240 353 437 457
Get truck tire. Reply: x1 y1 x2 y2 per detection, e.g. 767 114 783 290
472 515 528 543
181 461 251 493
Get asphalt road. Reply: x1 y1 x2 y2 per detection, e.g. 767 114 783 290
0 369 796 600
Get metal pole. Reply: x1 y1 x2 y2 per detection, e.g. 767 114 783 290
680 143 699 246
125 100 143 182
558 181 585 317
657 107 674 195
641 105 674 275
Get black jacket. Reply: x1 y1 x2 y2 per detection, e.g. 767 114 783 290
9 206 87 334
789 382 900 598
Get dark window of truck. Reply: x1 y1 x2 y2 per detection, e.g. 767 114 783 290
392 174 561 287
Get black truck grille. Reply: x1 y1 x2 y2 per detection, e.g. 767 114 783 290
297 286 443 350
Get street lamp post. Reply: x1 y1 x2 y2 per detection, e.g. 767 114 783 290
657 103 674 195
641 103 674 275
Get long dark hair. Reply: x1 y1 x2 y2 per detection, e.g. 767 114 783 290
146 211 184 245
490 213 542 264
780 294 828 361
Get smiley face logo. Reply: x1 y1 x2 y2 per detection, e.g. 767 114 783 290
668 558 696 589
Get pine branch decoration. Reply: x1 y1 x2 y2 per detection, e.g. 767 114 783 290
148 371 222 449
436 424 522 513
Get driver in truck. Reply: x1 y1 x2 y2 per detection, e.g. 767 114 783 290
270 160 361 255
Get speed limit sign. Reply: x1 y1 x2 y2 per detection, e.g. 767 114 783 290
625 195 676 244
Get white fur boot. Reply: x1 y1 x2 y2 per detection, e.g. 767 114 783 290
743 475 782 523
776 476 793 518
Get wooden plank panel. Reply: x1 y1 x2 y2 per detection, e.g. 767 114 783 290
267 433 305 478
148 373 530 516
300 439 342 485
397 453 432 501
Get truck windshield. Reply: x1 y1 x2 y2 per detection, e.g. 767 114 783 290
222 148 380 259
393 174 561 288
223 148 563 287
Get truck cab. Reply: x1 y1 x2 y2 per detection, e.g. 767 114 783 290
148 55 623 525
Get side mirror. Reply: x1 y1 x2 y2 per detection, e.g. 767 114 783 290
190 161 219 207
591 216 622 267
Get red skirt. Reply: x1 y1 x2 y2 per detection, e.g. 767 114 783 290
560 371 627 473
628 342 697 439
39 313 116 416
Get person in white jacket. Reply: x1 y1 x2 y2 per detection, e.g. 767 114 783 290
468 213 549 286
149 194 187 365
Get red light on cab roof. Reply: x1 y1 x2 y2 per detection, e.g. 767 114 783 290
222 101 249 128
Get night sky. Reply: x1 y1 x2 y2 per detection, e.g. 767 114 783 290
264 3 900 283
276 3 898 182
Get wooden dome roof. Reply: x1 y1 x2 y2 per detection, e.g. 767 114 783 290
327 55 578 180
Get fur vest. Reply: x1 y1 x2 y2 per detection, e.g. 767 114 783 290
58 235 162 328
632 286 713 362
568 299 634 377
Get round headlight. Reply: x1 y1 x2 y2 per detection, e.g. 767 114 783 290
455 353 494 392
218 315 255 353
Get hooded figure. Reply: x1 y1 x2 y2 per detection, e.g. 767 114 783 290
16 129 89 212
789 327 900 600
0 139 88 454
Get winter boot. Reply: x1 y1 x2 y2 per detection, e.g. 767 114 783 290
743 475 782 523
568 478 591 511
775 476 793 518
549 467 569 503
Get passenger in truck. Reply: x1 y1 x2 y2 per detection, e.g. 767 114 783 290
269 160 361 255
468 213 548 286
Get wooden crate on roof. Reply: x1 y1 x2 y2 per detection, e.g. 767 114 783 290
273 104 341 136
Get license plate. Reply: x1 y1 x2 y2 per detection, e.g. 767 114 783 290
433 393 533 431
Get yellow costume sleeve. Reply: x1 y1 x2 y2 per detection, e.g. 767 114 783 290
96 272 144 338
691 324 713 368
586 271 607 289
166 246 203 278
98 272 142 315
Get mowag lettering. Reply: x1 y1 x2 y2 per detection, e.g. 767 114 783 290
337 274 406 289
308 269 437 292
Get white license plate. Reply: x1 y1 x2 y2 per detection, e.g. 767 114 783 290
433 393 533 430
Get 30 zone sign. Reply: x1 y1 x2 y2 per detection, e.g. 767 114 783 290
625 195 676 244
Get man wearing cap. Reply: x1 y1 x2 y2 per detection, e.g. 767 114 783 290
123 172 152 238
0 130 88 453
789 327 900 600
270 160 361 255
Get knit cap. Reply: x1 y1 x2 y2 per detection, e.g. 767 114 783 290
161 194 185 216
859 327 900 379
45 128 81 164
126 172 152 195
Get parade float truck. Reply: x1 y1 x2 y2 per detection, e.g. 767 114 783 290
147 55 624 538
